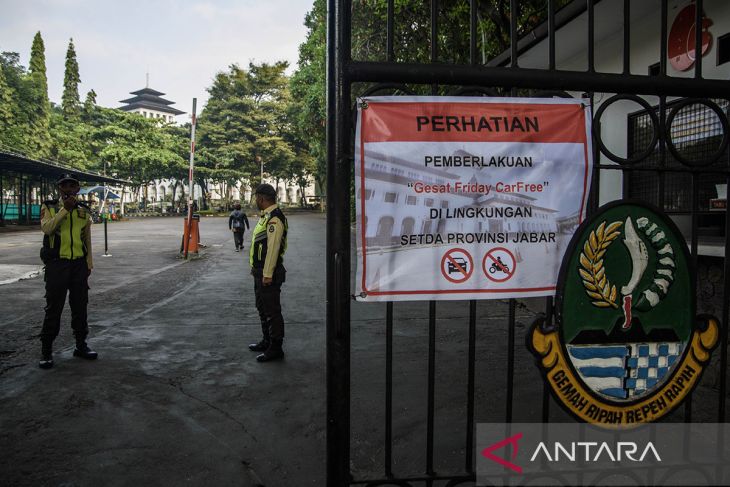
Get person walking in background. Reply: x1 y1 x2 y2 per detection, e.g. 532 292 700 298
38 173 98 369
248 184 288 362
229 203 250 252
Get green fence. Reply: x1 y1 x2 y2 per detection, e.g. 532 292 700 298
0 204 41 221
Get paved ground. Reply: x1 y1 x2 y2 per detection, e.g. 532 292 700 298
0 214 725 486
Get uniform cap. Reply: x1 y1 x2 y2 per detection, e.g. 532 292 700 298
56 173 80 185
254 183 277 199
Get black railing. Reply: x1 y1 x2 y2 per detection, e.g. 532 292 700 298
327 1 730 486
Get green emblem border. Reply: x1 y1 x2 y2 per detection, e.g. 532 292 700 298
528 200 720 427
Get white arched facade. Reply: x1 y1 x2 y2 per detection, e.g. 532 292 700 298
121 176 316 211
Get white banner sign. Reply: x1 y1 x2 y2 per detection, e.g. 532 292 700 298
354 96 593 302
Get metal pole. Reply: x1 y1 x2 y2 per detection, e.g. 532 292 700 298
103 217 111 257
184 98 197 259
327 0 351 484
1 172 4 225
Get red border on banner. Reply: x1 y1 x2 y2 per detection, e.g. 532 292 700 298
361 102 587 144
359 100 590 297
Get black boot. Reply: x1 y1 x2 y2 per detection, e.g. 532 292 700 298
256 339 284 362
73 342 98 360
39 342 53 369
248 339 270 352
249 325 270 351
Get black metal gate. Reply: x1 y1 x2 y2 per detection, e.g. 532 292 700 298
326 1 730 485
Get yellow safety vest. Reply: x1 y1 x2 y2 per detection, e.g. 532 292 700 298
249 207 288 269
47 205 88 260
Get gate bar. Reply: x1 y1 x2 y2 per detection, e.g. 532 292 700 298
506 299 516 422
718 141 730 424
660 0 668 76
548 0 556 70
385 301 393 477
685 174 701 424
426 300 436 477
658 97 667 210
465 300 477 473
469 0 476 66
345 62 729 98
326 0 352 485
588 0 595 73
510 0 518 68
622 0 630 75
386 0 394 62
695 0 703 79
542 297 554 422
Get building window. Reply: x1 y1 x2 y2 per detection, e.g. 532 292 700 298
406 195 417 205
143 111 147 117
648 62 660 76
359 189 373 200
440 200 449 208
718 33 730 66
376 216 395 243
384 192 397 203
425 198 434 207
401 217 415 235
628 98 729 211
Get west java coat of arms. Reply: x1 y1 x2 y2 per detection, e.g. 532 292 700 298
529 202 719 427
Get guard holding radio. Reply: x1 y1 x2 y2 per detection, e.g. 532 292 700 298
38 173 97 369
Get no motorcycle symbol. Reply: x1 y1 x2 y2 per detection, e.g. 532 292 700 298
483 247 516 282
441 248 474 284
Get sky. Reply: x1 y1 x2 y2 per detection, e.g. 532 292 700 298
0 0 313 122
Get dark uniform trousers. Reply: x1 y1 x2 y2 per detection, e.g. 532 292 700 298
253 267 286 341
41 258 89 345
233 230 245 249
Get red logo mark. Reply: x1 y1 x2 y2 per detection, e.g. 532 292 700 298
668 4 712 72
481 432 523 474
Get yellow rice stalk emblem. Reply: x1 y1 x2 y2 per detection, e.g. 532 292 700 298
579 221 623 309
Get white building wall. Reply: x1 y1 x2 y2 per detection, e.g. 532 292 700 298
128 107 177 123
513 0 730 205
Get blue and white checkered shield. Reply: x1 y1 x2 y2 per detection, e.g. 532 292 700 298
568 342 684 400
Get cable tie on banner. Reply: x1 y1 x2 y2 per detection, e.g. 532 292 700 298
359 100 369 109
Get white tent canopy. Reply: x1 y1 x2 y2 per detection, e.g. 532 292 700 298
79 186 120 200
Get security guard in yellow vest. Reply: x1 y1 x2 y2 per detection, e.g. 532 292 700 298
38 173 97 369
248 183 288 362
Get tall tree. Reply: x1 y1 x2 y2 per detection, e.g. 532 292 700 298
289 0 326 194
26 32 52 158
289 0 572 191
49 106 92 168
197 61 294 207
62 38 81 120
0 52 30 151
0 60 17 149
81 89 97 122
